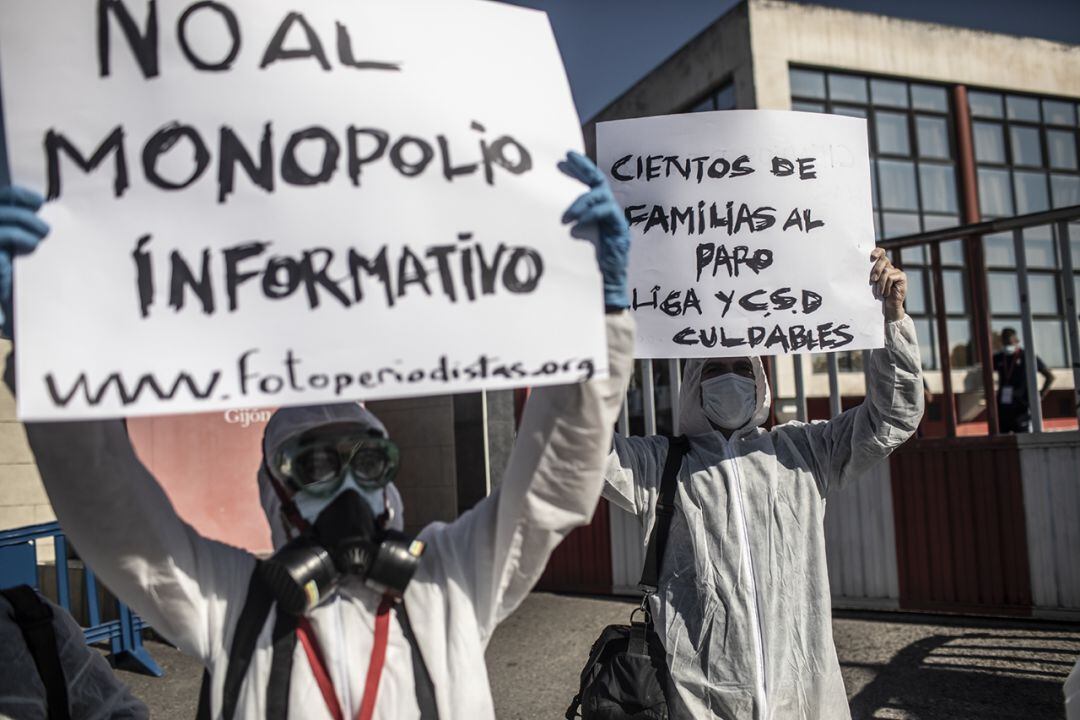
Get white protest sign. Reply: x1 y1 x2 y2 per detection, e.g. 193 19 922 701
597 110 882 358
0 0 607 421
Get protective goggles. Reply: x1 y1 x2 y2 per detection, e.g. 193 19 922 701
270 422 399 497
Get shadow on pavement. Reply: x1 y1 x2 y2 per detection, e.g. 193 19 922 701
846 630 1079 720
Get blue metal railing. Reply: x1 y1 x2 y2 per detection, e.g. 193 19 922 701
0 521 162 677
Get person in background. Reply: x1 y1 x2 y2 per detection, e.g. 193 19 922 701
992 327 1054 433
602 248 923 719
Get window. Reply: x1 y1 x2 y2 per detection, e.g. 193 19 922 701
973 122 1005 163
789 67 963 371
919 164 958 213
688 81 736 113
878 160 919 209
1009 126 1042 167
875 111 911 154
971 89 1080 368
969 91 1003 118
971 90 1080 217
916 116 950 159
789 69 825 99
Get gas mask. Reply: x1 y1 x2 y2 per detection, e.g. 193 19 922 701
701 374 757 430
260 422 425 615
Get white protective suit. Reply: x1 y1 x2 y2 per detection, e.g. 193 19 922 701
18 312 634 719
603 316 924 719
1067 657 1080 720
0 588 148 719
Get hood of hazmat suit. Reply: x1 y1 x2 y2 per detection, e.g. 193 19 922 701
0 588 148 719
603 316 924 720
21 313 636 720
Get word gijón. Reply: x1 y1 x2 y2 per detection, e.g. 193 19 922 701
673 322 854 352
223 407 272 428
131 232 543 316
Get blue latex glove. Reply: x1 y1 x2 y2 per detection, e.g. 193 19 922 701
560 151 631 310
0 186 50 339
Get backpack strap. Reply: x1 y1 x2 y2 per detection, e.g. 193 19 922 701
638 435 690 593
195 670 212 720
395 600 440 720
265 608 299 720
195 563 276 720
1 585 70 720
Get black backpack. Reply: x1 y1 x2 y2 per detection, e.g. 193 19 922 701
565 436 689 720
2 585 71 720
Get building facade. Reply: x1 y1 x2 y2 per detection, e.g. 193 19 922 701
585 0 1080 430
548 0 1080 618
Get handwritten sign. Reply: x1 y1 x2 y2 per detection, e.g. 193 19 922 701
597 110 882 358
0 0 607 421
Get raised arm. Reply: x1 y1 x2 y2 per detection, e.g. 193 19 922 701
781 249 924 494
18 412 253 663
0 186 249 664
416 152 636 641
420 312 634 642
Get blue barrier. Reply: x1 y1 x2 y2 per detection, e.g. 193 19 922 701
0 521 163 677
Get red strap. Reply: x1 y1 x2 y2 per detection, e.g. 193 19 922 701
297 618 344 720
296 597 394 720
358 598 394 720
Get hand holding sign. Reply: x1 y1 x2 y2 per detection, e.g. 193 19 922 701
0 186 50 338
560 151 631 310
869 247 908 322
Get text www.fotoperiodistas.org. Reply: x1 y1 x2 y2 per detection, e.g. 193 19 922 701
41 349 599 408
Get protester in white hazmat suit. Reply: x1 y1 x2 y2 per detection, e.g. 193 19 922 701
603 248 923 719
1 151 635 719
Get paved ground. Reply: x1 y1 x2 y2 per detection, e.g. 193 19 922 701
115 592 1080 719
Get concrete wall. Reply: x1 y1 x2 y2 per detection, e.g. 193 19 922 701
584 1 754 156
824 461 900 609
748 0 1080 112
368 395 458 538
0 339 54 533
1018 430 1080 618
